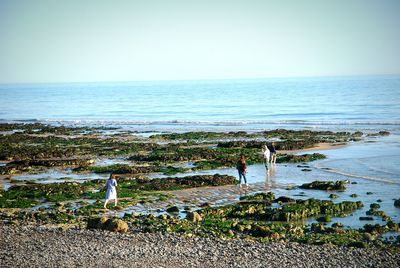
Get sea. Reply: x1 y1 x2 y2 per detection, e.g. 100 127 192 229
1 75 400 133
1 75 400 226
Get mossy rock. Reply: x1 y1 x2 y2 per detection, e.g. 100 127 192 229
87 217 108 229
329 194 338 199
394 199 400 208
300 180 348 191
348 241 367 248
316 215 332 223
166 206 179 213
240 192 275 201
331 222 343 228
369 203 380 210
186 211 202 223
273 196 295 203
276 153 326 164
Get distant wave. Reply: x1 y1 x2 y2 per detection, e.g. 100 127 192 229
0 119 40 123
2 118 399 126
314 163 400 185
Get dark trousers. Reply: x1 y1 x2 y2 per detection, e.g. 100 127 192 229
238 171 247 184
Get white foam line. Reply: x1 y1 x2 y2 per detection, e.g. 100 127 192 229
314 163 399 185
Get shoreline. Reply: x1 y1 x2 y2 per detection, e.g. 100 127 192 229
0 224 398 268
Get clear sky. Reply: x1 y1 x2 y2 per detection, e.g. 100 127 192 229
0 0 399 83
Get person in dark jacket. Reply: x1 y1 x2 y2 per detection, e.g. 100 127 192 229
267 142 277 164
236 155 248 185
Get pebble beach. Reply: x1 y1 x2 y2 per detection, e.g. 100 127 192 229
1 225 399 268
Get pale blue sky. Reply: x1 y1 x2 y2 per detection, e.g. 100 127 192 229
0 0 399 83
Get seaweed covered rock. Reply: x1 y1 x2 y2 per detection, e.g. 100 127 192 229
394 199 400 208
361 222 399 234
87 164 158 174
370 203 380 210
166 206 179 213
276 153 326 163
226 198 363 222
367 131 390 136
299 180 348 191
273 196 295 203
87 217 108 229
130 174 237 191
239 192 275 201
5 182 86 203
7 158 95 168
217 140 264 149
316 215 332 223
186 211 202 223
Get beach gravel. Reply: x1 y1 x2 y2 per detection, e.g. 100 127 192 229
0 225 398 268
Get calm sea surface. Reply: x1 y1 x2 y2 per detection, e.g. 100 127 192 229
1 75 399 132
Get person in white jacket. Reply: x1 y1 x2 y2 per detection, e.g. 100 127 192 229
104 173 118 209
262 145 270 172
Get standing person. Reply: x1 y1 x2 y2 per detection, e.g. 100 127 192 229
262 144 270 172
236 155 248 186
267 142 277 164
104 173 118 209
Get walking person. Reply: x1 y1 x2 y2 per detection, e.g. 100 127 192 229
262 144 270 172
104 173 118 209
236 155 248 186
267 142 277 164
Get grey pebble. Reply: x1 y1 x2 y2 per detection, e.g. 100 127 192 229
0 225 399 268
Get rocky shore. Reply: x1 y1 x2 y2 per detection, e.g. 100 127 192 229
1 124 399 267
1 225 398 268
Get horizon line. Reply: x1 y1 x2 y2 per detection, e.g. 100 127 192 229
1 73 399 86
